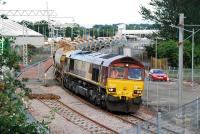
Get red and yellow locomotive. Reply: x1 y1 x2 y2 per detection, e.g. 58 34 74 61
54 49 145 113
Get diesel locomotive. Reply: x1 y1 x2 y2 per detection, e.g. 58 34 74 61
54 48 145 113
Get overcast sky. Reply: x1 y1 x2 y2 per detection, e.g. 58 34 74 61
0 0 151 27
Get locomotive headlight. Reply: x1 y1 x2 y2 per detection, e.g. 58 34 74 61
108 88 116 92
134 90 142 94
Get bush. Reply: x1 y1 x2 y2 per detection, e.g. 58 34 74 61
0 75 48 134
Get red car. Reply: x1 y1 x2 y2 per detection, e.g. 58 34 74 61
149 69 169 81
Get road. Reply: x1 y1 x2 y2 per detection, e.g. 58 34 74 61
142 79 200 112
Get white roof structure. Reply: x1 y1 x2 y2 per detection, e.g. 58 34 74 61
0 19 44 47
0 19 43 37
121 30 159 35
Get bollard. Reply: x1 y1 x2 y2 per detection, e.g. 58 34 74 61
157 112 161 134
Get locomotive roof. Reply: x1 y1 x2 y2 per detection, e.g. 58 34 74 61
68 50 143 67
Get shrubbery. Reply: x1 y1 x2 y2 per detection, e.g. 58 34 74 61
0 38 48 133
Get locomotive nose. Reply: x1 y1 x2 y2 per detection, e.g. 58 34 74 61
107 78 144 100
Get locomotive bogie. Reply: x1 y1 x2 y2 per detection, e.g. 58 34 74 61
106 97 141 113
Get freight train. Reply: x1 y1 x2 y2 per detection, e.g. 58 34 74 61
53 48 145 113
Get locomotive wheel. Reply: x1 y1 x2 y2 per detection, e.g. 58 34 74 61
64 78 70 89
95 94 101 106
88 90 95 104
105 101 111 112
61 76 64 86
100 95 106 109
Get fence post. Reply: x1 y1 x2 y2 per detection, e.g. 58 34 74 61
197 97 199 129
136 123 141 134
157 112 161 134
168 84 171 112
146 78 149 107
156 81 159 112
37 61 41 81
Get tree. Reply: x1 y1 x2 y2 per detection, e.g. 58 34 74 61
126 24 160 30
19 20 49 37
157 40 178 67
0 14 8 19
0 38 20 70
146 40 200 67
34 20 49 37
0 38 48 133
140 0 200 41
0 75 46 133
0 0 6 5
92 24 118 38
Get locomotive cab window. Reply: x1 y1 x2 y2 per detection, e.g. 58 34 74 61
109 67 125 79
69 59 74 71
128 68 142 80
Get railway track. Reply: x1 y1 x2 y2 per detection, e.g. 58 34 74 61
60 86 155 133
39 99 118 134
116 114 178 134
60 84 180 134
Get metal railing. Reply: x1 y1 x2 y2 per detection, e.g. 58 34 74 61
122 98 200 134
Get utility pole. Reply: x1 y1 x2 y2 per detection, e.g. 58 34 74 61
178 13 184 109
192 28 194 88
22 22 28 66
47 2 54 57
